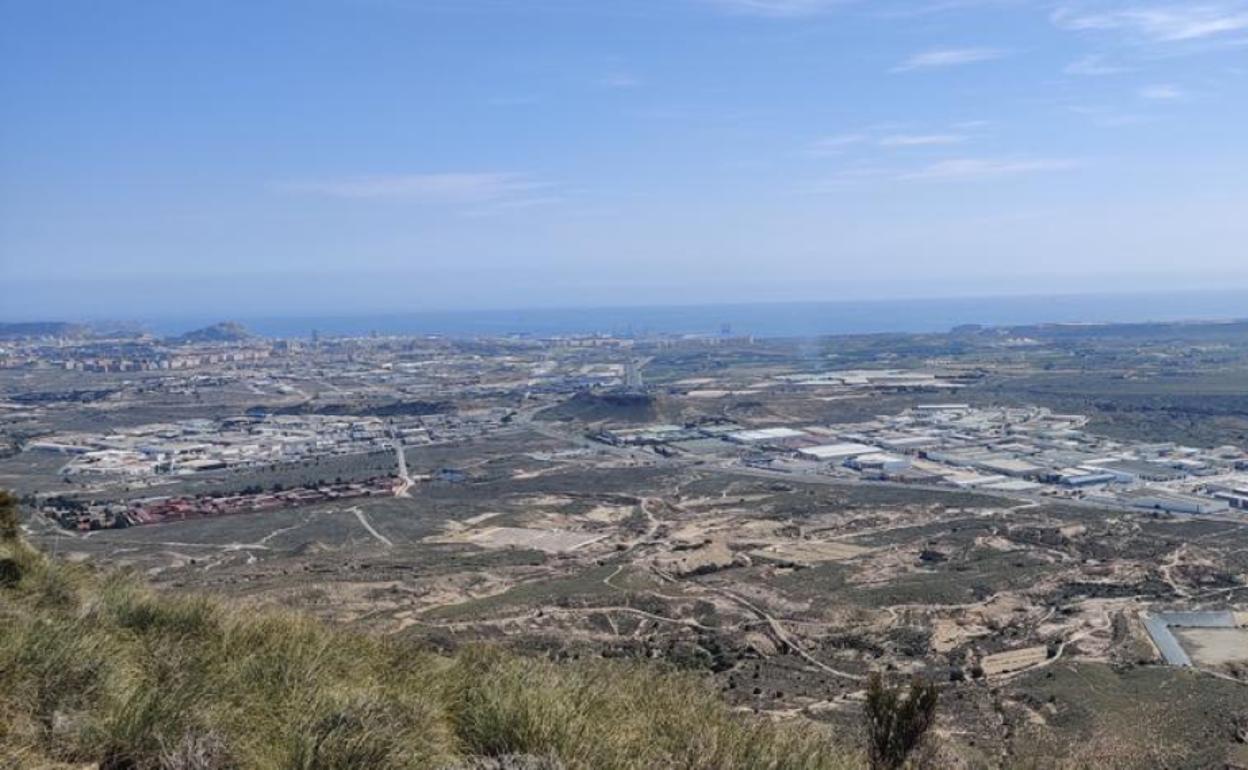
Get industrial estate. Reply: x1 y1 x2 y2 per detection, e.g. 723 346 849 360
4 317 1248 767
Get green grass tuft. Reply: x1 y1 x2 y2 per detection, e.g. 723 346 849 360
0 539 858 770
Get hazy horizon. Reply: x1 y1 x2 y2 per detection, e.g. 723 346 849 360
10 287 1248 342
4 0 1248 318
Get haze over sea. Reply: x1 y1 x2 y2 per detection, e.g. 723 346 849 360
146 290 1248 340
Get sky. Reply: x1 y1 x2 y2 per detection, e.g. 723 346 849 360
2 0 1247 319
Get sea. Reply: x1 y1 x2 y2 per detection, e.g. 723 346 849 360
144 289 1248 340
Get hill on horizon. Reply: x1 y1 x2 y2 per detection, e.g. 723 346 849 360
174 321 254 343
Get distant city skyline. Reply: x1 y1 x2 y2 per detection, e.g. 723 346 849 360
3 0 1247 317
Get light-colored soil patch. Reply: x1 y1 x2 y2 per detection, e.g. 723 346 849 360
932 619 964 653
752 541 870 565
653 539 735 577
510 467 566 481
440 511 504 533
512 494 577 508
975 535 1022 552
981 645 1049 676
464 527 609 553
582 504 631 523
1172 628 1248 667
973 595 1033 629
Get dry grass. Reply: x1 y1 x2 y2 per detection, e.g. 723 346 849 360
0 539 859 770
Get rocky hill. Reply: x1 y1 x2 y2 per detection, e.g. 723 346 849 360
175 321 254 343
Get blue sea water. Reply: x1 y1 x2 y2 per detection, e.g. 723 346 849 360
146 290 1248 340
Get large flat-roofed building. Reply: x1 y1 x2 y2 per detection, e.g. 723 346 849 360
846 452 911 472
974 457 1045 478
1214 492 1248 510
798 442 877 461
1057 468 1118 487
1090 459 1187 482
727 427 807 444
876 435 942 453
1208 483 1248 510
1119 489 1230 515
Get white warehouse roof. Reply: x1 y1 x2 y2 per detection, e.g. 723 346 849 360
728 427 807 443
798 442 878 460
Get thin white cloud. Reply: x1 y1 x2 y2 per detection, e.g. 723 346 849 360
1064 53 1132 75
900 157 1080 180
1068 104 1151 125
878 133 968 146
1053 3 1248 42
892 47 1009 72
700 0 847 16
874 0 1032 20
1138 82 1184 98
460 196 566 219
807 133 870 156
803 166 893 192
600 72 642 89
805 157 1080 191
810 127 977 156
277 173 547 202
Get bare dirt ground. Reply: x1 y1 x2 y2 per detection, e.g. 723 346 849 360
13 331 1248 768
1173 628 1248 668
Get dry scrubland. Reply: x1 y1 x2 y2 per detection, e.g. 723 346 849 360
0 538 858 770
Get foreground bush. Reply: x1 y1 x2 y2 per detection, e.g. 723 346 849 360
0 540 857 770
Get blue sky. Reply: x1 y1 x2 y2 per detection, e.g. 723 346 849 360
2 0 1247 318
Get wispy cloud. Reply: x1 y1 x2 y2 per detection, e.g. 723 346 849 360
806 156 1080 190
599 72 642 89
874 0 1032 20
1138 82 1184 99
809 126 980 156
277 172 547 202
803 166 893 191
807 133 870 156
1068 104 1151 125
899 157 1080 180
1052 3 1248 42
892 47 1009 72
1064 53 1132 75
878 133 968 146
699 0 847 17
460 195 566 219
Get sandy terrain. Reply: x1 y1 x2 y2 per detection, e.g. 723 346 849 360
1173 628 1248 667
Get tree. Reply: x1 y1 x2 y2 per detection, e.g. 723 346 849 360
863 673 939 770
0 489 18 541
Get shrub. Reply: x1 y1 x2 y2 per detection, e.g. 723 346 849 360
0 490 18 541
863 673 939 770
0 543 857 770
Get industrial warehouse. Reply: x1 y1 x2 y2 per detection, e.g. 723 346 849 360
595 404 1248 517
